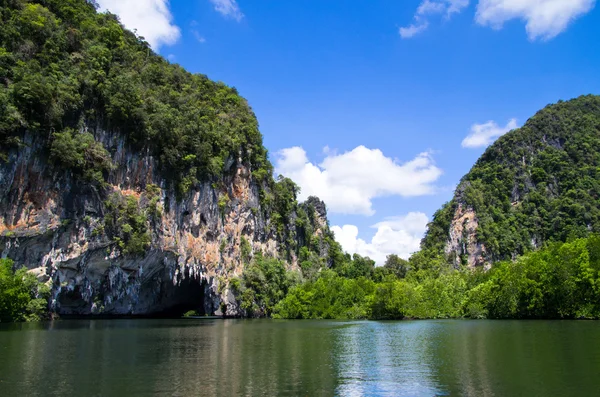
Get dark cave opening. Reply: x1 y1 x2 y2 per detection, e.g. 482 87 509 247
58 285 88 312
155 276 207 318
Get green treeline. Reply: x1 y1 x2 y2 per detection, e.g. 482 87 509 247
0 259 50 322
233 236 600 320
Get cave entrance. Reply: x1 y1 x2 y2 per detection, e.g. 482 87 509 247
156 276 207 318
57 285 88 314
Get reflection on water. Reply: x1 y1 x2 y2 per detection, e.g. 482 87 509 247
0 320 339 396
332 321 442 396
1 319 599 396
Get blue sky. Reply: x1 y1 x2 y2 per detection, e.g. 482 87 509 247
97 0 600 263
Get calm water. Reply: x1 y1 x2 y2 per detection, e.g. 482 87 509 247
1 319 599 396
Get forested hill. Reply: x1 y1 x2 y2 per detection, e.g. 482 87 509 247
0 0 347 318
421 95 600 267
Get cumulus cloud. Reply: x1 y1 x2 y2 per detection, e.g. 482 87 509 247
275 146 443 216
96 0 180 50
209 0 244 21
462 118 518 148
399 0 470 38
400 0 595 40
476 0 596 41
332 212 429 265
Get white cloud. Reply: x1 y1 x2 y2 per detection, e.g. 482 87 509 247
400 0 470 38
332 212 429 265
476 0 596 40
417 0 447 15
275 146 442 216
462 118 518 148
209 0 244 21
96 0 180 50
400 0 595 40
447 0 471 14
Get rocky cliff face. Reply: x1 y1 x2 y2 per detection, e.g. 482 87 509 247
0 128 328 316
444 204 488 270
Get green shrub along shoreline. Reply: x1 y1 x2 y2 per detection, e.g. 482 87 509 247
0 259 50 322
234 235 600 320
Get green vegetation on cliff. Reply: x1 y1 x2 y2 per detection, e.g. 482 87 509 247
0 0 270 193
423 95 600 264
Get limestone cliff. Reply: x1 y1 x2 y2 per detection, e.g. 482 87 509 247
444 204 488 269
0 129 330 316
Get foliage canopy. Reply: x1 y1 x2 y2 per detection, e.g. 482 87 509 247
0 0 271 193
0 259 49 322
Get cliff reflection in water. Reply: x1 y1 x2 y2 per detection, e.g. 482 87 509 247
0 319 339 396
1 320 600 396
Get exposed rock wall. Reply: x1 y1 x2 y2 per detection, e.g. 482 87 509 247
444 204 489 270
0 128 327 316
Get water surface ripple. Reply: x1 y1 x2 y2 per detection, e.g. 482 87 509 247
1 319 598 396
